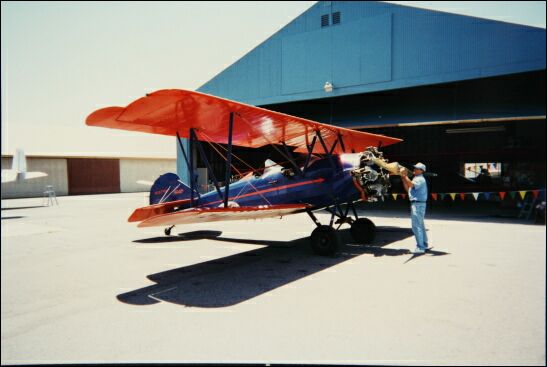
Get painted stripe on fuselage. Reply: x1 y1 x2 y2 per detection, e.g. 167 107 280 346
203 177 326 207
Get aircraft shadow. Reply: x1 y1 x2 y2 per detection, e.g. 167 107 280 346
1 216 25 220
1 205 44 211
118 226 426 308
133 230 223 243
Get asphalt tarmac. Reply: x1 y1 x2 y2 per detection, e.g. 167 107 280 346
1 193 545 365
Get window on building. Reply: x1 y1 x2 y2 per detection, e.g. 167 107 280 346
321 14 329 27
332 11 341 24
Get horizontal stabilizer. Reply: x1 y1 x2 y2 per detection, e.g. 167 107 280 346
137 204 310 228
1 170 17 183
24 172 48 180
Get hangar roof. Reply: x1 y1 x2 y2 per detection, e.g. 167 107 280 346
198 1 546 106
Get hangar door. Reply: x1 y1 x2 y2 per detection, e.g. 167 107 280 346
67 158 120 195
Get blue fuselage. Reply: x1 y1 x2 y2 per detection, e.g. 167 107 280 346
194 154 363 209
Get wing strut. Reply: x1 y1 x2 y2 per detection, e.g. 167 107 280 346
176 131 197 207
224 112 234 208
316 130 336 171
281 141 303 176
302 135 317 174
191 128 223 200
188 127 196 207
176 132 190 169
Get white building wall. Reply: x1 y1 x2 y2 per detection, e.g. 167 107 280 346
1 157 68 199
119 158 176 193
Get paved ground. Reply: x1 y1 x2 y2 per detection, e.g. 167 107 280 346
1 193 545 365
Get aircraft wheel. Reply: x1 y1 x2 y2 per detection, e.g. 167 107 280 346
310 225 339 256
350 218 376 244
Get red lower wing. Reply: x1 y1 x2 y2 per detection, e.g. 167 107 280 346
136 204 310 228
128 199 191 222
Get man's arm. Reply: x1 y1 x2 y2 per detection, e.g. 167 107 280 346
400 168 414 192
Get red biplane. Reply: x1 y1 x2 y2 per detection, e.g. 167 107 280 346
86 89 405 255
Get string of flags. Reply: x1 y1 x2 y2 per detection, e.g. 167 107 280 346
389 189 545 201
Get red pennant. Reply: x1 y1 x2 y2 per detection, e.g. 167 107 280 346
532 190 540 199
459 193 466 200
401 193 407 199
499 192 506 200
431 193 438 201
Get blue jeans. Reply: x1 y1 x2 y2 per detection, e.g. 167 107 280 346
410 202 428 250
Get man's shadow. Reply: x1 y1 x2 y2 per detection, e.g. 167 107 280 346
118 226 448 308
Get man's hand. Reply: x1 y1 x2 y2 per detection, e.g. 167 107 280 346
399 167 407 176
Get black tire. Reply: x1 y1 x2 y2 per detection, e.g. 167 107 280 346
310 225 339 256
350 218 376 244
164 227 172 236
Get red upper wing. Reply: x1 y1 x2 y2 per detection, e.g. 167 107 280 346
86 89 402 154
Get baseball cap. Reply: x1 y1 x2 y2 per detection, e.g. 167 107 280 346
413 162 426 172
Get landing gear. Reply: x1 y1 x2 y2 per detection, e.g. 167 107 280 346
164 225 175 236
350 217 376 244
310 225 339 256
306 201 376 255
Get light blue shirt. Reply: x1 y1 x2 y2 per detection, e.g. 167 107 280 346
409 174 428 202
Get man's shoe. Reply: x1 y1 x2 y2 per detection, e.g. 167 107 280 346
412 247 425 254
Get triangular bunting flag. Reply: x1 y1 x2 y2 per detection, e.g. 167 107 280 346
401 193 407 199
459 193 466 200
499 192 506 200
484 192 491 200
392 193 398 200
472 193 479 201
431 193 438 201
439 193 446 200
449 193 456 201
509 191 516 200
518 191 526 200
532 190 540 199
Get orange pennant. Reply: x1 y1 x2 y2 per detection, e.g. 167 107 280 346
532 190 540 199
459 193 466 200
499 192 506 200
431 193 438 201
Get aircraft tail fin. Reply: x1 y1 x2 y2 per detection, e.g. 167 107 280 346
12 149 26 173
149 173 193 205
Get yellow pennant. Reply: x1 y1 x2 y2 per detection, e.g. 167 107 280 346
392 193 398 200
449 193 456 201
518 191 527 200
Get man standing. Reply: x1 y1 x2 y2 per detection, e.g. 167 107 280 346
400 163 429 254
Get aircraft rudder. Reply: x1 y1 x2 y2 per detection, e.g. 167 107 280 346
149 172 192 205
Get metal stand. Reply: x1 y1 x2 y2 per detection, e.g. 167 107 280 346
43 185 58 206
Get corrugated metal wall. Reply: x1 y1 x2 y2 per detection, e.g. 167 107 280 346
1 157 176 199
1 157 68 199
198 1 546 106
119 158 176 193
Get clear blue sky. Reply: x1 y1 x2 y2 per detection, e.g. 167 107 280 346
2 1 545 158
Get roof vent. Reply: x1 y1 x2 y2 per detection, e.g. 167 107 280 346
332 11 341 25
321 14 329 27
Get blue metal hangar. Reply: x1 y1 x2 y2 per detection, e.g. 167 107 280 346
179 1 546 194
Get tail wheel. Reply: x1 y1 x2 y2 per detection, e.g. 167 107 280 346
310 225 339 256
350 218 376 244
164 226 174 236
